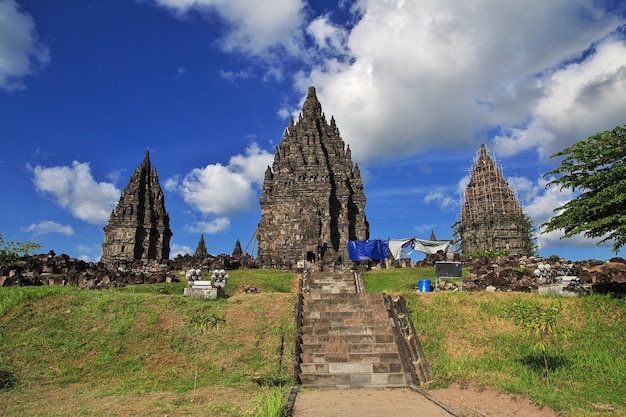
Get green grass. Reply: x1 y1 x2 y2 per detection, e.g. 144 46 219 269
362 266 468 293
2 267 625 416
0 271 298 416
363 269 626 417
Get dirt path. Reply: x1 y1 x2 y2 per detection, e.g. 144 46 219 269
293 384 562 417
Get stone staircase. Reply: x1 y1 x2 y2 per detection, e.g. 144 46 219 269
297 271 428 388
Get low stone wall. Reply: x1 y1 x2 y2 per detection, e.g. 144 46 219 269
0 251 247 289
419 253 626 293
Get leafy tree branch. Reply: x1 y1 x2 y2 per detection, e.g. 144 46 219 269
542 125 626 253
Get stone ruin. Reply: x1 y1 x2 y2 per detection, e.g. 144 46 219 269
232 239 244 260
257 86 369 270
194 234 209 258
456 144 534 257
412 252 626 294
101 150 172 264
0 250 177 289
183 268 230 299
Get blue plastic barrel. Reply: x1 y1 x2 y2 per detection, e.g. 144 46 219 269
418 279 431 292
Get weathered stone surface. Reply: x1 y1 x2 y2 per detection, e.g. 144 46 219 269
101 151 172 264
193 235 209 258
232 239 243 259
183 287 218 299
457 144 534 257
257 86 369 269
1 252 179 288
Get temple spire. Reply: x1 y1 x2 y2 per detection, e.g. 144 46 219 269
101 152 172 264
257 86 369 268
457 144 534 256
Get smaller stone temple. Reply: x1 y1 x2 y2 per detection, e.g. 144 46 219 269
256 86 369 269
101 151 172 264
193 235 209 258
456 144 534 257
232 239 243 259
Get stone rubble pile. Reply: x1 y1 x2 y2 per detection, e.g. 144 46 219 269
0 251 177 289
415 253 626 294
0 251 243 290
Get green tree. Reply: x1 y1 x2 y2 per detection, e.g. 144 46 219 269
542 125 626 253
505 299 568 385
0 233 42 271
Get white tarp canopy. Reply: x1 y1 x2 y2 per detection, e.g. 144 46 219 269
388 238 451 259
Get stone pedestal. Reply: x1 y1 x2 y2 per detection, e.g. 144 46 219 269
184 287 218 299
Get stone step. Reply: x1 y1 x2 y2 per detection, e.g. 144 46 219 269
300 350 400 362
301 317 392 328
307 288 357 295
302 304 389 318
302 294 386 309
306 292 385 300
302 309 388 318
308 276 355 283
301 324 392 336
298 372 406 388
301 333 395 345
301 311 390 327
299 360 403 375
300 342 401 355
298 272 413 388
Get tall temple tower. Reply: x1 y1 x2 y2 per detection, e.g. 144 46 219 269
456 144 534 257
257 86 369 268
101 151 172 264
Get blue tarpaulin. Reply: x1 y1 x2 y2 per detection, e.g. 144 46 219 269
347 239 389 261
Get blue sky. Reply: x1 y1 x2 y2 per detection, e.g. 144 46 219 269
1 0 625 263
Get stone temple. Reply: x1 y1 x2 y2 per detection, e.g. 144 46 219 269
257 86 369 269
456 144 534 257
101 151 172 264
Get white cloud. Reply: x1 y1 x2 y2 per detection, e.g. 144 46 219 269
76 244 100 263
507 176 539 206
30 161 121 224
21 221 74 237
147 0 625 167
424 188 457 211
523 176 573 226
414 224 436 235
0 0 50 91
514 175 613 251
228 142 274 184
171 164 255 215
170 243 192 259
307 15 349 55
185 217 231 234
166 142 272 216
495 38 626 159
151 0 306 58
219 69 254 83
295 0 624 164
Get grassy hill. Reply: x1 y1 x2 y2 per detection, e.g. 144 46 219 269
1 268 625 416
0 270 297 416
363 268 626 417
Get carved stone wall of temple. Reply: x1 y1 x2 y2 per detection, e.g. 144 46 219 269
457 144 534 257
101 151 172 264
257 86 369 269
